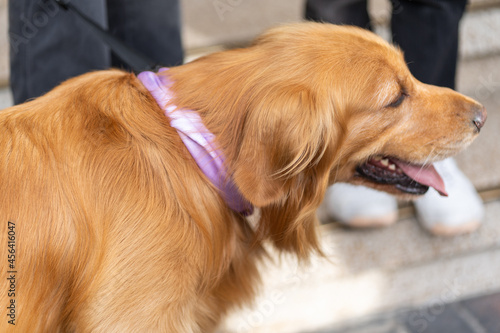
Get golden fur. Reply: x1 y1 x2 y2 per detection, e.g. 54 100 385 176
0 23 484 332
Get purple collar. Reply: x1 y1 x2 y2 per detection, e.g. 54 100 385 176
137 68 253 216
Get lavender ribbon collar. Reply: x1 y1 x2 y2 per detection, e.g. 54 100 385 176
138 68 253 216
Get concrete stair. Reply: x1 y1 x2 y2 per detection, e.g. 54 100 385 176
1 1 500 332
221 201 500 332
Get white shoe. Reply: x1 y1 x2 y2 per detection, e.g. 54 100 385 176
414 158 484 236
322 183 398 228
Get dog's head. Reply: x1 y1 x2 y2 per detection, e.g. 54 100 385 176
169 23 485 256
243 23 485 198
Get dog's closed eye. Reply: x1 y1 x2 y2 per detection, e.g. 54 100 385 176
387 92 407 108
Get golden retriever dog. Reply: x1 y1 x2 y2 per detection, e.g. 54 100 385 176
0 23 485 332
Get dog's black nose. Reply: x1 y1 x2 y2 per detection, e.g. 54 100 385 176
472 105 487 132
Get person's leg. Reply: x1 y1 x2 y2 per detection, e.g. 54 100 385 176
323 183 398 227
415 159 483 235
106 0 183 70
390 0 468 89
305 0 372 30
391 0 483 235
9 0 110 104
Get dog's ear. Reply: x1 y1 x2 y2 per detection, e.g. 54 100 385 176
233 84 335 257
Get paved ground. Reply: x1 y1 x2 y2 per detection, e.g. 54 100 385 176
315 290 500 333
220 197 500 333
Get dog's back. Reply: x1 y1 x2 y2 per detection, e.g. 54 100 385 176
0 70 257 331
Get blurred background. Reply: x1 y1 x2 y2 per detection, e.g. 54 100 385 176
1 1 500 332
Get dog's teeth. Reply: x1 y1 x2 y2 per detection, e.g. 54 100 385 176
381 159 389 166
388 164 396 171
373 156 382 161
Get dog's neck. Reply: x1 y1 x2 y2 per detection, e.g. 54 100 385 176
138 68 253 216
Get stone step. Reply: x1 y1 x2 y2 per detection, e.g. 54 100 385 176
455 54 500 191
220 199 500 333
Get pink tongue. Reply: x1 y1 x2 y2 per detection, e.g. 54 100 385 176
393 160 448 197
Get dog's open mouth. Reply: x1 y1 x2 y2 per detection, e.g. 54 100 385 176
356 157 447 196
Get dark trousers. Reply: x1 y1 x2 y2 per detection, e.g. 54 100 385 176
9 0 183 104
305 0 468 89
